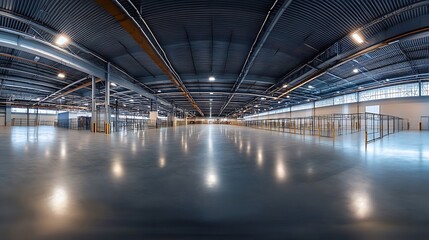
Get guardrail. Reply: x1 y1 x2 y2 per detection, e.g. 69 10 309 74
364 113 405 144
242 113 405 144
11 118 55 126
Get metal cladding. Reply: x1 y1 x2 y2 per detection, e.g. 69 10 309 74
0 1 427 116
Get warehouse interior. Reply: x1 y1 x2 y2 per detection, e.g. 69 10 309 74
1 0 429 239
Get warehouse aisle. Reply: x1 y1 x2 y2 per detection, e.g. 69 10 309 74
1 125 429 239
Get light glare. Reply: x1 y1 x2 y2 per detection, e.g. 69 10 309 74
58 72 66 78
55 35 69 46
352 32 364 44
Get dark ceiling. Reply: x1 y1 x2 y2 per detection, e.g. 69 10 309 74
0 0 428 117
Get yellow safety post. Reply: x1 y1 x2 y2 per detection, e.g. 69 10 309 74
365 131 368 148
419 122 422 131
332 126 335 142
105 123 110 134
318 127 321 138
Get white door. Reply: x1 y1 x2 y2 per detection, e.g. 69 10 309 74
365 105 380 114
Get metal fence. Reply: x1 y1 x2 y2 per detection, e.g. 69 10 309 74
57 117 91 130
243 113 405 144
364 113 405 143
11 118 55 126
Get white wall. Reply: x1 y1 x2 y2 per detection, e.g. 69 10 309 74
248 96 429 130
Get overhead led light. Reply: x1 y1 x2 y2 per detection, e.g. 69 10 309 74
130 99 134 102
55 35 70 46
282 84 288 88
286 95 290 98
277 101 281 104
358 86 363 90
386 79 390 82
351 32 364 44
209 76 216 81
61 97 65 100
110 82 117 87
147 106 151 108
57 72 66 78
353 68 359 73
157 90 162 93
36 97 41 101
261 97 266 100
210 99 213 101
308 85 314 89
210 92 214 95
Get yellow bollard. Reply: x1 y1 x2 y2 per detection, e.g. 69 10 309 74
365 131 368 146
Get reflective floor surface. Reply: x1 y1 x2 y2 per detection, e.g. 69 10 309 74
1 125 429 239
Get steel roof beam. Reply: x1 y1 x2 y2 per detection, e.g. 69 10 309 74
218 0 294 116
0 28 172 107
96 0 204 116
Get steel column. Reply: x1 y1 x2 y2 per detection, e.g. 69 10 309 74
91 75 96 132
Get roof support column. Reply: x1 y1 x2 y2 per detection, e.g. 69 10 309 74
91 75 97 132
105 63 111 134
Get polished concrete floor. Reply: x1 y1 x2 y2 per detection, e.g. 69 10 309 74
1 125 429 239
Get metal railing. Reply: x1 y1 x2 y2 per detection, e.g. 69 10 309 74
364 113 405 143
57 118 91 130
11 118 55 126
242 113 405 144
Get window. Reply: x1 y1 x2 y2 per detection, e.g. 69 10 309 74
422 82 429 96
315 98 333 108
359 83 419 102
291 103 313 111
334 93 357 105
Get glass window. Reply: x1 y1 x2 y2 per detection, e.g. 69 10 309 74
315 98 333 108
334 93 357 105
422 82 429 96
291 103 313 111
359 83 419 102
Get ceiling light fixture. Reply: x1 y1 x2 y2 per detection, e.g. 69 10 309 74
55 35 70 46
351 32 364 44
282 84 288 88
210 92 214 95
57 72 66 78
353 68 359 73
308 85 314 89
110 82 117 87
157 90 162 93
209 76 216 81
261 97 266 100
